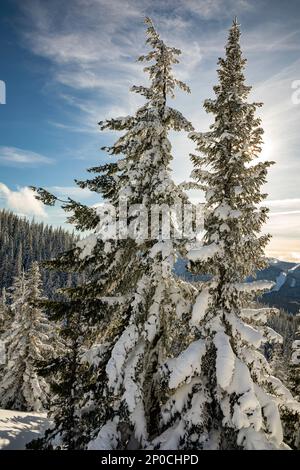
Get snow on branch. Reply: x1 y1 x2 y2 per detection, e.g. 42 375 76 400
225 358 262 432
213 332 235 390
81 343 109 367
234 280 275 293
122 342 145 413
77 234 98 260
213 203 242 220
187 242 222 262
228 314 263 348
263 326 283 344
87 418 120 450
106 324 138 392
254 385 284 446
268 376 294 400
165 339 206 389
291 340 300 365
240 308 278 324
190 288 211 326
161 378 202 426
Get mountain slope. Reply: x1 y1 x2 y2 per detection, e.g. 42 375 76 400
174 258 300 314
261 261 300 314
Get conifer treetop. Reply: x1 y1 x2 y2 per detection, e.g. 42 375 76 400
131 17 190 107
189 18 272 280
33 17 193 224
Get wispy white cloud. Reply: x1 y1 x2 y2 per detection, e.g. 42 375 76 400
0 183 47 217
0 146 54 167
13 0 300 261
265 198 300 212
20 0 293 143
182 0 253 19
46 185 94 200
18 1 239 114
262 199 300 260
265 210 300 237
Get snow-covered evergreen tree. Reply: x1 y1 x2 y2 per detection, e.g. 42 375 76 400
0 287 8 366
269 342 287 384
153 19 300 450
0 263 59 411
0 208 77 297
268 308 299 360
31 17 196 449
0 287 8 334
29 307 91 450
281 326 300 448
289 326 300 399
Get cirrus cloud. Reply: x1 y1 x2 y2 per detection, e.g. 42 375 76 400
46 185 94 200
0 146 54 167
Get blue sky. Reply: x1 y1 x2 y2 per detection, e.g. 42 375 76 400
0 0 300 261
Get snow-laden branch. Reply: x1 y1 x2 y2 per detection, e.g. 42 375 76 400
234 280 275 293
187 242 222 262
165 339 206 389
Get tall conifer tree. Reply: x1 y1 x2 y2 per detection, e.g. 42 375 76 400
0 288 8 335
31 18 196 449
0 287 8 366
0 263 59 411
153 19 300 450
290 327 300 398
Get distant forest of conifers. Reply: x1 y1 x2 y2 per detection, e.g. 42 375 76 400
0 209 76 297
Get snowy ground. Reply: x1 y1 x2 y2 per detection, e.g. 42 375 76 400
0 409 49 450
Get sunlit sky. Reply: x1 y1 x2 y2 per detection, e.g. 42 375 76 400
0 0 299 261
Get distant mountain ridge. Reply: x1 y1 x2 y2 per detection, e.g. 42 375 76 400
1 210 298 313
259 260 300 314
174 258 300 314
